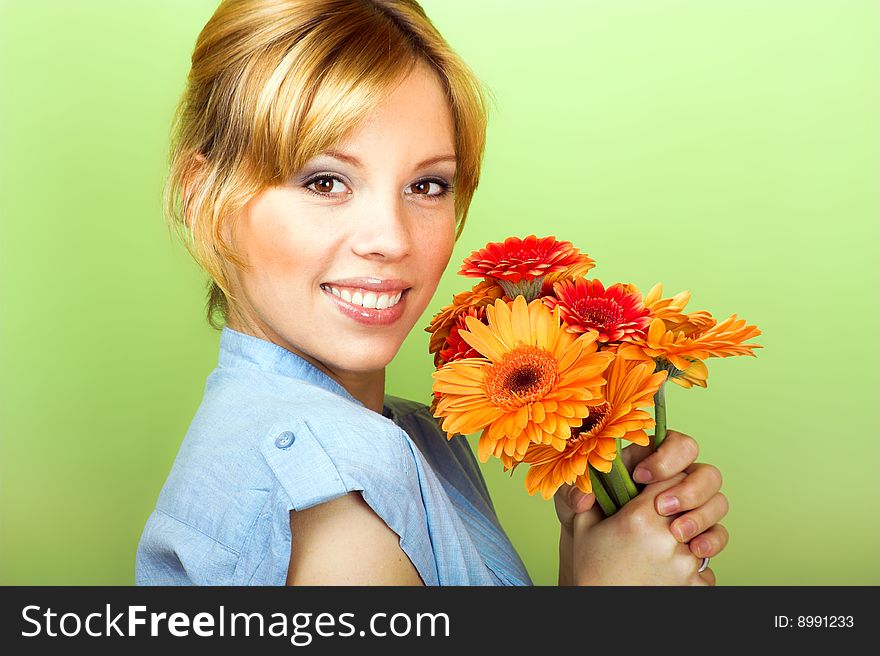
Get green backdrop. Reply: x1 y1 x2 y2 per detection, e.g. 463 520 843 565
1 0 878 585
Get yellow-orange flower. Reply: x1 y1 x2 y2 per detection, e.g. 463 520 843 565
666 358 709 389
616 283 760 388
614 342 709 389
502 356 667 499
648 314 762 368
432 296 614 462
641 283 716 336
425 280 505 366
619 314 761 388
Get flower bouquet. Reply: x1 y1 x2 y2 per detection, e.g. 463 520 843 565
426 236 761 515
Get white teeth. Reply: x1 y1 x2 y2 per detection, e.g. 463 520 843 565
324 285 405 309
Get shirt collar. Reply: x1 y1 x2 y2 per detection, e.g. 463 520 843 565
218 326 363 406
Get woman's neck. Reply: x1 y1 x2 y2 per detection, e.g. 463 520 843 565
226 314 387 415
330 368 387 414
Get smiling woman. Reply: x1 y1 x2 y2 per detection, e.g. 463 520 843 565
137 0 532 586
136 0 730 587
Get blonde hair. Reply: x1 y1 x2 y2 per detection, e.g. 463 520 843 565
164 0 490 328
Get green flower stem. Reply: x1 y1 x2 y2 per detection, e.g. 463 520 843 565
653 379 669 449
588 467 617 516
612 439 639 500
599 466 631 507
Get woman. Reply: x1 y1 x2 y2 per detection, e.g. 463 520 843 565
136 0 728 585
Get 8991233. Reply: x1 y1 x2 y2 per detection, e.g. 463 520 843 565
774 616 854 628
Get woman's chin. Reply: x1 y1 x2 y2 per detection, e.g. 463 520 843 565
340 352 399 373
318 341 401 374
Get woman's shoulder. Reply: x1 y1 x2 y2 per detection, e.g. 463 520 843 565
163 369 409 510
138 369 424 585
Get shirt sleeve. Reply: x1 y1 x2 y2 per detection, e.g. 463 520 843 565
258 418 351 511
254 411 440 585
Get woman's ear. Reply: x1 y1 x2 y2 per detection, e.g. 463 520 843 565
182 153 208 229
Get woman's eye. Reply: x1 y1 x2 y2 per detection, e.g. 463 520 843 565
305 175 349 196
406 180 449 198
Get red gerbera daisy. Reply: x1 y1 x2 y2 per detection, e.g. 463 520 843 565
438 307 487 365
459 235 594 300
543 278 652 343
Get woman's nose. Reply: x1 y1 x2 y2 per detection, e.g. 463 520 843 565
351 195 412 261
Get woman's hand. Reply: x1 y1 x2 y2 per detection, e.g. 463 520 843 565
572 473 716 585
554 430 729 563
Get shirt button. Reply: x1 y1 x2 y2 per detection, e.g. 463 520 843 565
274 431 295 449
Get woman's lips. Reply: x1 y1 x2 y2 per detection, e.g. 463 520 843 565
320 284 410 327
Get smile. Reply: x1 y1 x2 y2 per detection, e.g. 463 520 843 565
319 282 411 327
320 285 404 310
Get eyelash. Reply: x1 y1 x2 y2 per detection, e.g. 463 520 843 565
302 173 454 202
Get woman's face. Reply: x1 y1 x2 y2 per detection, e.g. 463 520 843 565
226 63 458 379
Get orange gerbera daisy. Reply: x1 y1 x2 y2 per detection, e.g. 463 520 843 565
425 280 505 366
619 314 762 387
648 315 762 369
641 283 715 336
502 356 667 499
543 278 652 342
615 282 760 388
432 296 614 462
617 348 710 389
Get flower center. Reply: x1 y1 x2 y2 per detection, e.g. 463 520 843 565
571 298 624 330
511 247 542 263
484 345 559 409
569 402 611 442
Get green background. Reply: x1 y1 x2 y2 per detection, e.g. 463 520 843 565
1 0 877 585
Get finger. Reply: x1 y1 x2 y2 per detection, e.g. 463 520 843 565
669 492 729 541
688 523 730 559
636 471 688 504
696 567 716 586
655 464 724 516
572 501 605 533
571 490 596 514
620 442 653 471
554 484 596 516
632 430 699 484
554 483 574 511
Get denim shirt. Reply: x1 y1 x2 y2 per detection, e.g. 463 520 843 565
135 327 532 586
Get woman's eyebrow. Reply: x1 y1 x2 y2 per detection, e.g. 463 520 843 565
415 154 457 168
322 150 457 169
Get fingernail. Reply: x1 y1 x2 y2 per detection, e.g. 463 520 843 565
693 539 709 557
657 495 680 515
633 467 652 483
674 518 696 542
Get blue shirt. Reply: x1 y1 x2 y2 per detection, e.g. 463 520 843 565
135 327 532 586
